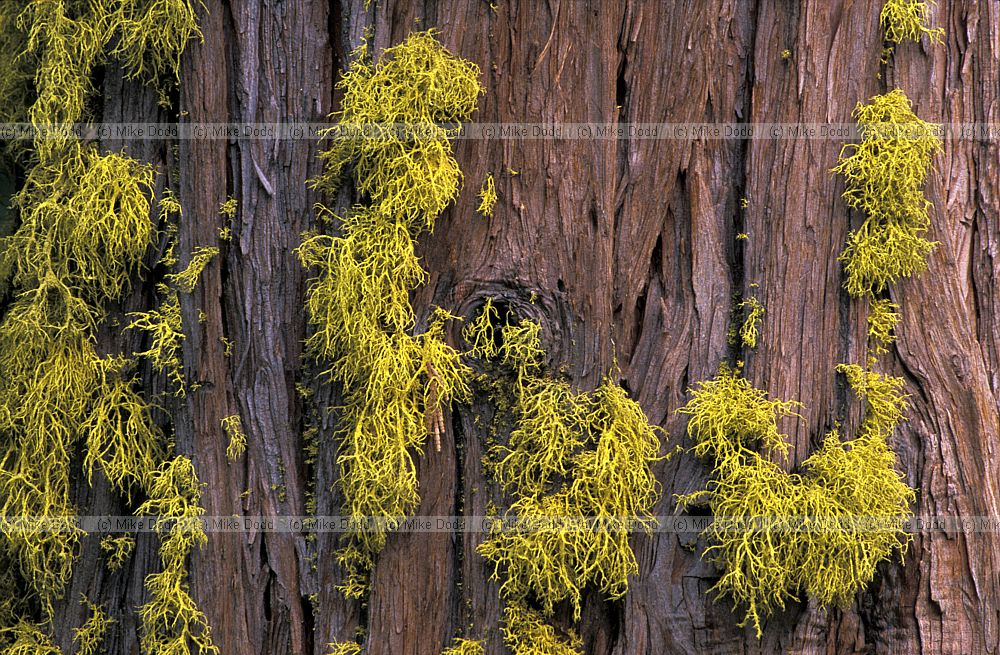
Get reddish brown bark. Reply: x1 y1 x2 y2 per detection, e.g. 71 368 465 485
56 1 1000 654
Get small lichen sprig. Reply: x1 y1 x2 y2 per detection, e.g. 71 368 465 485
737 296 764 349
475 314 663 650
100 535 136 571
833 89 942 297
128 284 186 393
129 239 217 395
325 642 363 655
222 414 247 461
677 365 914 637
867 298 900 353
463 297 501 360
74 597 114 655
880 0 945 45
167 246 219 293
137 456 219 655
218 196 237 240
477 173 496 217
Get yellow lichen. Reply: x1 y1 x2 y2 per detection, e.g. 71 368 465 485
137 457 218 655
500 603 581 655
325 642 363 655
221 414 247 461
463 297 500 360
73 597 113 655
737 296 764 349
0 621 61 655
477 312 663 638
109 0 204 100
167 246 218 293
836 362 909 438
0 0 211 647
312 31 483 226
867 298 899 353
0 7 36 127
83 368 165 499
477 173 496 217
158 190 182 267
499 320 544 389
301 30 482 597
441 638 485 655
880 0 944 45
218 196 236 241
494 377 589 497
128 286 186 393
833 89 942 296
677 364 913 637
219 196 237 219
100 535 136 572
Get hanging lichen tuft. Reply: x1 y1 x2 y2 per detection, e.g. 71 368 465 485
472 312 665 653
867 298 900 353
136 457 219 655
880 0 945 45
499 603 582 655
677 364 914 637
0 1 212 651
737 296 764 349
477 173 497 217
833 89 942 297
299 30 482 598
73 598 114 655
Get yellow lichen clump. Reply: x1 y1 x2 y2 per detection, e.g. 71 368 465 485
300 30 482 598
833 89 942 297
0 621 62 655
880 0 944 45
167 246 219 293
325 641 363 655
499 603 581 655
462 297 501 360
83 366 166 497
128 285 186 392
677 364 914 637
474 313 663 652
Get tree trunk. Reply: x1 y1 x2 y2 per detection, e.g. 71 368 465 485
44 1 1000 654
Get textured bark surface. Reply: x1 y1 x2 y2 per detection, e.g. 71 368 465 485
54 1 1000 654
